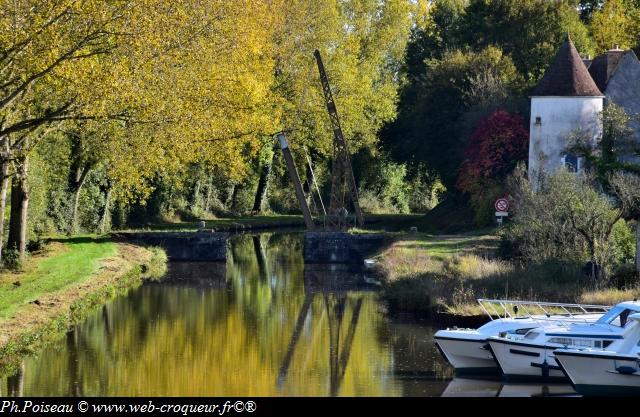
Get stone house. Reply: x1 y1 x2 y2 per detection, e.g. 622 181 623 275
528 37 640 186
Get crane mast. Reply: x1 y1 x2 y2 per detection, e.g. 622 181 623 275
313 49 364 229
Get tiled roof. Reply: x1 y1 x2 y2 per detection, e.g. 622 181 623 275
533 37 603 97
588 49 625 92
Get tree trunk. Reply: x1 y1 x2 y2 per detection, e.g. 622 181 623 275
0 158 10 262
252 161 272 213
7 154 29 259
204 176 213 213
69 165 90 234
230 184 241 213
71 186 82 234
191 178 201 213
225 184 235 209
99 186 113 234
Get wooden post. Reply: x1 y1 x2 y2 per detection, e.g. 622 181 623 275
277 133 315 230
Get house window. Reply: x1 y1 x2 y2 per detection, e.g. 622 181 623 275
535 116 542 125
562 154 578 173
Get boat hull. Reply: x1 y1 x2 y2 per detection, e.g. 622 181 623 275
488 339 567 381
555 351 640 396
434 335 500 375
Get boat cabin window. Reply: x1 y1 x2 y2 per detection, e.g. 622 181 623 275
611 309 633 327
525 331 539 340
597 307 638 327
549 337 572 345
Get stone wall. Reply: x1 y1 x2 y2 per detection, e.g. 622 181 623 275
115 231 229 261
528 96 602 188
303 232 389 264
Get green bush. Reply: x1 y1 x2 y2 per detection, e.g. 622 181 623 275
504 167 631 279
610 219 635 268
358 159 410 214
610 263 638 289
3 249 22 271
27 236 46 253
406 165 446 213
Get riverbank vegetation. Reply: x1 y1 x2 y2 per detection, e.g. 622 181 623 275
0 238 166 374
379 229 640 318
380 158 640 318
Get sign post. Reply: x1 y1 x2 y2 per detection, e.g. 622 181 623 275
494 198 509 226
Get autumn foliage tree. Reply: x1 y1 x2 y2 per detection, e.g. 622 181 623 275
457 109 529 225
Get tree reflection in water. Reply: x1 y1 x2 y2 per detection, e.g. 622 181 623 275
2 233 454 396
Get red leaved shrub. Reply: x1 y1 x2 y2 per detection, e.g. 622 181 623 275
456 109 529 225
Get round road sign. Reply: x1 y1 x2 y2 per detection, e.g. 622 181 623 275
495 198 509 212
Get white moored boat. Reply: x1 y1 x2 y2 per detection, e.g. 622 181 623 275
487 301 640 381
434 299 609 375
554 312 640 396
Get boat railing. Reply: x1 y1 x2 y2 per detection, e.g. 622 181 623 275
477 298 611 326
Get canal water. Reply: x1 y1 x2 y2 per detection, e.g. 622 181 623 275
1 232 576 396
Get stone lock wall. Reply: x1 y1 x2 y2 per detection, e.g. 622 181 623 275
116 231 229 261
303 232 388 264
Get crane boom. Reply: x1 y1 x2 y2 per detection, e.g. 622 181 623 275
313 49 364 228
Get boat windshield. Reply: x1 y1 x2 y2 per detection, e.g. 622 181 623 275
596 306 640 327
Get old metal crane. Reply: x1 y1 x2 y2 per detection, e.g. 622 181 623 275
313 49 364 230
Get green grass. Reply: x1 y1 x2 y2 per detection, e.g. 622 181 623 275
396 231 497 261
0 236 116 319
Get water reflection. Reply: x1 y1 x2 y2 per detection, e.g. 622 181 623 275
0 232 575 396
442 378 577 397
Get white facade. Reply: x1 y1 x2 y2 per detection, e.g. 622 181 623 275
528 96 603 188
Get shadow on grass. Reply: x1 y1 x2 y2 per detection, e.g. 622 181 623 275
47 236 112 245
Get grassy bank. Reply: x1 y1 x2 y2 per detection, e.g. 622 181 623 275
377 231 640 319
0 237 167 375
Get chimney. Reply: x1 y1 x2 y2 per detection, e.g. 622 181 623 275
605 45 625 84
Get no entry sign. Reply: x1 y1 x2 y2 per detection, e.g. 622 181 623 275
495 198 509 212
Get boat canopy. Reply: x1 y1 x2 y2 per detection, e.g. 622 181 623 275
595 302 640 327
